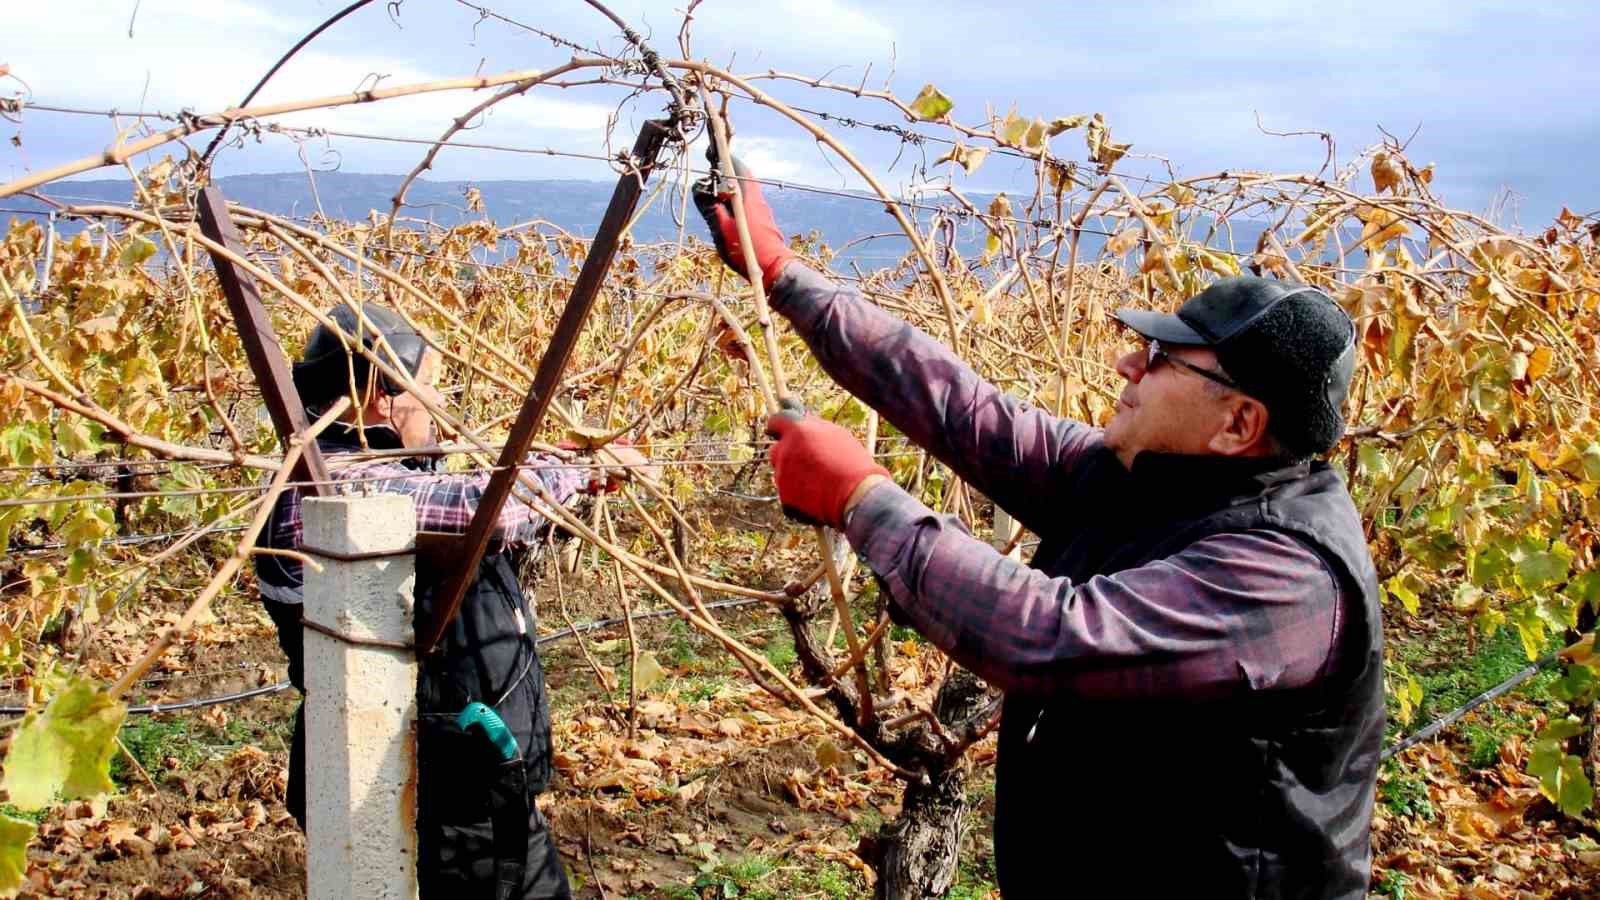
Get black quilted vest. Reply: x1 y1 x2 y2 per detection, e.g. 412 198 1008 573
992 449 1383 899
258 424 554 795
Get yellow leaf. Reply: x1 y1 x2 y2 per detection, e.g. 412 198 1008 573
814 739 850 771
1046 114 1090 136
908 84 954 121
1022 117 1048 151
563 425 612 449
933 142 988 175
0 815 35 900
1106 228 1140 256
1371 151 1404 194
1140 243 1169 276
1509 352 1529 382
1046 159 1078 192
1195 248 1239 276
1085 113 1131 167
634 651 665 693
987 193 1012 221
1385 575 1421 616
1526 345 1554 382
999 109 1029 146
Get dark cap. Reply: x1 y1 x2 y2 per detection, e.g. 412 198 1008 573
1115 276 1357 457
292 304 429 409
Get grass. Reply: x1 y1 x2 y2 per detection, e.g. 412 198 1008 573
792 862 859 900
111 710 292 788
0 804 47 824
762 634 797 672
947 858 999 900
1385 621 1564 757
1374 869 1412 900
1378 761 1436 820
660 618 708 672
676 674 728 703
656 853 867 900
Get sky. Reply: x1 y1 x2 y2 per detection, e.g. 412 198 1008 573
4 0 1597 229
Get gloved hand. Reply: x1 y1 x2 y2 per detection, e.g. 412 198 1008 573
765 403 889 528
692 149 796 290
555 438 658 494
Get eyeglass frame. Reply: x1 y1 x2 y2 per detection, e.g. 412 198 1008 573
1144 339 1243 392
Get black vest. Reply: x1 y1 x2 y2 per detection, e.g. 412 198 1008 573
258 424 554 795
993 449 1383 899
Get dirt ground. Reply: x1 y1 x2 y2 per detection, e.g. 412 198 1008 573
5 568 999 899
18 533 1600 898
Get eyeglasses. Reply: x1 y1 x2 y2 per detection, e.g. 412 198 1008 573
1145 340 1241 392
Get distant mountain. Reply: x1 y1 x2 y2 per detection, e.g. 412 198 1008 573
11 172 1304 271
11 172 1094 267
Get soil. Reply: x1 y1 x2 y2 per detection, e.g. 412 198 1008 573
9 574 959 899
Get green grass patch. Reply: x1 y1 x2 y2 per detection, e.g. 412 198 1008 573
111 710 292 787
1378 762 1435 820
0 804 46 824
948 851 999 900
1385 623 1563 747
688 853 779 899
676 674 729 704
762 634 797 672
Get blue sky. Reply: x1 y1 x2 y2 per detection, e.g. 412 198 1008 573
5 0 1596 228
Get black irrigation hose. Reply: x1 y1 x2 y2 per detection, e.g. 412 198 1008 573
0 593 1567 762
0 596 764 717
1380 649 1564 762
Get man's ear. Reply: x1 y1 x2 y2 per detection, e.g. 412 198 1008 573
1208 395 1272 456
355 370 389 423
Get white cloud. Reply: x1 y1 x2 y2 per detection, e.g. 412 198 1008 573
691 0 896 64
5 1 630 180
683 131 872 195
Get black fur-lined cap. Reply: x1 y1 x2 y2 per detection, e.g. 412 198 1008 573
292 304 429 409
1115 277 1356 456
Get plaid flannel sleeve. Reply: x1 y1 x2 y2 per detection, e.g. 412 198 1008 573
845 482 1344 700
771 264 1099 533
332 452 582 546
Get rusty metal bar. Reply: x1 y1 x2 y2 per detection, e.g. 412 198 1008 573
414 119 675 655
196 186 334 496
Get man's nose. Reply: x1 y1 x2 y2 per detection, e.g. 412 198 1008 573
1115 348 1147 382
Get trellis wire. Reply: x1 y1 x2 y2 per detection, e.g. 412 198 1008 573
0 596 763 717
14 99 1298 265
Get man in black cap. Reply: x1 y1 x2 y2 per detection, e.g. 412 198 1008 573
257 303 615 898
697 161 1383 898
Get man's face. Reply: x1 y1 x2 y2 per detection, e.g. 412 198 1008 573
1101 340 1239 468
385 348 443 448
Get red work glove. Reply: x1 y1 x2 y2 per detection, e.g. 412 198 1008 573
766 408 889 529
692 152 796 290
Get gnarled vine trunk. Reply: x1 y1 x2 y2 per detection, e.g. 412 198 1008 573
860 764 968 899
785 585 997 899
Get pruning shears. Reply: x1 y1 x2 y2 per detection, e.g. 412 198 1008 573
457 701 519 762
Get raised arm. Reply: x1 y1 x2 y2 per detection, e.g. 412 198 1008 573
691 157 1097 528
334 452 582 547
771 264 1097 530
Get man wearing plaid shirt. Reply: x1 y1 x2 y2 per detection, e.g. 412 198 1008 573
256 304 632 899
697 159 1384 898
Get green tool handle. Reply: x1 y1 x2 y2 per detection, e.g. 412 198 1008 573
456 702 520 762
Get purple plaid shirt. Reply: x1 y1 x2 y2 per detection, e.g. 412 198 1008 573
258 449 581 605
774 264 1347 700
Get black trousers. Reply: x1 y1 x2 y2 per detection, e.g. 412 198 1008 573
264 599 570 899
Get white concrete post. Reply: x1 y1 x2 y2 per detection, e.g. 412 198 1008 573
302 494 419 900
993 506 1022 562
